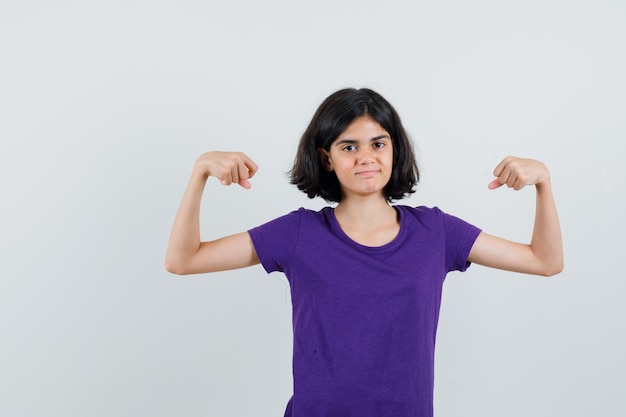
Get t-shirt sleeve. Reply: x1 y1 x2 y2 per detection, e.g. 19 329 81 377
437 207 482 272
248 209 303 274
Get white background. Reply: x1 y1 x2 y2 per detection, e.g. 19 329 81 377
1 1 624 416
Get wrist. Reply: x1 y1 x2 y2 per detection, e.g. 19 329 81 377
192 160 211 181
535 176 552 192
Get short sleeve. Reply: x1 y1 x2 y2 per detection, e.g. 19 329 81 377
248 209 303 274
438 208 482 272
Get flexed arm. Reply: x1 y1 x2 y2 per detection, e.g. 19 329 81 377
165 151 261 275
468 156 564 276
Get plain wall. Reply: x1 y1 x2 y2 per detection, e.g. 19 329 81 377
1 1 624 416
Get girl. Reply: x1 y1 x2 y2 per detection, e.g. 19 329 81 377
165 88 563 417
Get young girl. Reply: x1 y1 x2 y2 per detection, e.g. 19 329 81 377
165 88 563 417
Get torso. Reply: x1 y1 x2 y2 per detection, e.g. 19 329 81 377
248 205 482 417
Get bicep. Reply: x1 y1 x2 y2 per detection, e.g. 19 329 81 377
185 232 260 274
468 232 547 276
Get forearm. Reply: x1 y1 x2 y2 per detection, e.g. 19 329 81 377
470 156 564 276
530 179 564 275
165 167 208 273
164 151 259 275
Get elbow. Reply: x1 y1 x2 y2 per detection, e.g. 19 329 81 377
540 259 564 277
164 258 191 275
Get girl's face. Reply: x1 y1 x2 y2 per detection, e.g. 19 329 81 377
320 115 393 201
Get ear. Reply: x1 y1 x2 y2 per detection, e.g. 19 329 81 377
317 148 334 171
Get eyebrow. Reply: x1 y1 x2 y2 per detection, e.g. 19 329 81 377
334 135 390 145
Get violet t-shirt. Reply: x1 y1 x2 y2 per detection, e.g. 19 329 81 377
248 205 481 417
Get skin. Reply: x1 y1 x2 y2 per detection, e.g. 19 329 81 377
470 156 564 276
165 116 563 277
317 116 399 247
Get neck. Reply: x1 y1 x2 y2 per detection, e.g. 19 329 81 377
334 194 396 226
333 194 400 247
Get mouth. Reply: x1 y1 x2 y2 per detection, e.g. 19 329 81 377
355 170 380 177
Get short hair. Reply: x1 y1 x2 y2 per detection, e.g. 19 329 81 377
290 88 419 203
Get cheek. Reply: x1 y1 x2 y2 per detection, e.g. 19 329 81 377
383 151 394 166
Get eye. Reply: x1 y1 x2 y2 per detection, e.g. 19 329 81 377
373 141 386 149
342 145 356 152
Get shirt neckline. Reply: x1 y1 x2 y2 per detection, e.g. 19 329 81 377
325 205 406 253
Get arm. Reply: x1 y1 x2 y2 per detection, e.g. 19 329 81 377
165 151 261 275
468 156 564 277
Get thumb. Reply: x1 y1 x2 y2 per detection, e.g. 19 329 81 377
488 178 503 190
238 179 252 189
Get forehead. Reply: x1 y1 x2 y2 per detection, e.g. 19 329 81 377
336 115 389 140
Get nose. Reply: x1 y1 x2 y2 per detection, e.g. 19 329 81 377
357 147 375 164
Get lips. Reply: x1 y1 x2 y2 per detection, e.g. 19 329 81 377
355 170 380 176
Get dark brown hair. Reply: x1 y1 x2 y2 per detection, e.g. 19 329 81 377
290 88 419 202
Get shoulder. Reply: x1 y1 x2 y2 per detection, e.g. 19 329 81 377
273 206 332 222
247 206 333 273
395 204 445 224
396 205 480 233
396 204 469 220
249 206 331 234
